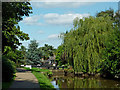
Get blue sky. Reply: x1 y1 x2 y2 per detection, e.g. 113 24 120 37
19 2 118 49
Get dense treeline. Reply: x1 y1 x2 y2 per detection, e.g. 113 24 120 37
2 2 32 82
22 40 56 65
2 1 56 82
56 9 120 78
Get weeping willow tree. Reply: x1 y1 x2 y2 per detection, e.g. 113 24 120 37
62 16 115 73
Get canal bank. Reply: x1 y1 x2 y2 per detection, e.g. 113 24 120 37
23 67 120 89
50 69 120 80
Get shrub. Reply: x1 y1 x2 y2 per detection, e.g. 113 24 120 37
47 71 53 76
2 56 16 82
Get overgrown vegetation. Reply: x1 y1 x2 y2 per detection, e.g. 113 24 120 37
2 2 32 82
2 56 16 82
56 9 120 78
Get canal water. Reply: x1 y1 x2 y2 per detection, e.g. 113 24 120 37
49 75 120 88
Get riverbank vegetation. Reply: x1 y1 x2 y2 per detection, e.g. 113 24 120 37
32 72 54 89
55 9 120 79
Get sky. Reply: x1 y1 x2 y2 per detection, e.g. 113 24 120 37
19 1 118 49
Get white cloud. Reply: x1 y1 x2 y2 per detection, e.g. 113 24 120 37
31 2 93 8
21 13 90 26
21 15 42 26
38 30 44 34
43 13 90 25
48 34 60 39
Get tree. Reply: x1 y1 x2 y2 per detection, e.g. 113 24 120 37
19 45 27 59
18 45 27 64
2 2 32 54
96 9 120 77
26 40 42 65
60 15 117 73
96 8 120 27
39 44 56 60
2 2 32 82
55 45 66 66
56 9 120 78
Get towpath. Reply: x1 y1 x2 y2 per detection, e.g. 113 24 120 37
9 68 40 89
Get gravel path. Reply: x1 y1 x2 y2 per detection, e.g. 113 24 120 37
9 68 40 89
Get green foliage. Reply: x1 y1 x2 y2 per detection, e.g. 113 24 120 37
100 28 120 77
2 56 16 82
39 44 56 60
2 2 32 54
62 16 114 73
26 40 42 65
47 71 53 76
3 46 25 67
55 45 67 66
96 9 120 77
96 8 114 19
31 68 49 72
25 41 56 65
2 2 32 83
26 67 54 89
57 9 120 78
24 67 52 75
19 45 27 60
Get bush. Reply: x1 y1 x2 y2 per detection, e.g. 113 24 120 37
2 56 16 82
64 68 74 73
47 71 53 76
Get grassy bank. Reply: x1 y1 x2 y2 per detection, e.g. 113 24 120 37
23 67 54 89
32 71 54 89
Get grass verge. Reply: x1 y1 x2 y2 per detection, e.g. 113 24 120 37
23 67 54 89
32 71 55 89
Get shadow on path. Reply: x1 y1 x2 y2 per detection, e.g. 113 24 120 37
8 68 40 89
16 68 30 72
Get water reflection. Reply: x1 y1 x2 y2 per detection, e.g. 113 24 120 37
50 76 120 89
51 81 59 89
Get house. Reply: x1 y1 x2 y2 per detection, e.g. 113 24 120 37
40 55 56 69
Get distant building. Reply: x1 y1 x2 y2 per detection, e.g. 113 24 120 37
41 55 56 68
